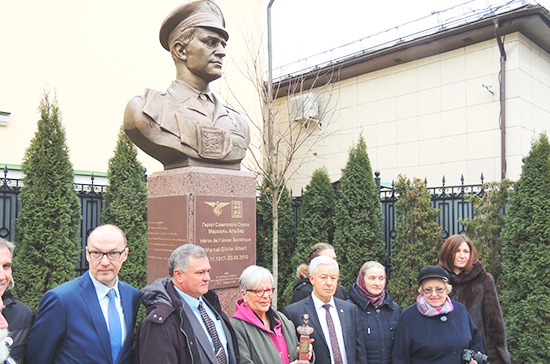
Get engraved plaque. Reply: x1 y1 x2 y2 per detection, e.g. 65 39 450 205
195 195 256 289
147 195 188 283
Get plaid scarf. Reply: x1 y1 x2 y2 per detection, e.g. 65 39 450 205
416 295 454 317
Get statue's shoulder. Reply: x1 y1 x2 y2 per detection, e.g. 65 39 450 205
224 105 248 124
125 88 168 129
127 88 172 118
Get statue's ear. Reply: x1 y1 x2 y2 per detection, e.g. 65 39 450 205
173 42 187 62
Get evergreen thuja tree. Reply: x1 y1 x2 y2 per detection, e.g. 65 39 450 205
256 179 295 308
101 128 148 291
285 167 337 302
13 93 81 311
501 134 550 363
333 136 384 289
460 179 512 290
291 167 336 269
388 175 442 308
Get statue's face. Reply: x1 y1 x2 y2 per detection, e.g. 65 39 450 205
183 27 227 83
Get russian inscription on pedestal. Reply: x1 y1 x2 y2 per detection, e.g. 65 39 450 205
196 195 256 289
147 195 188 283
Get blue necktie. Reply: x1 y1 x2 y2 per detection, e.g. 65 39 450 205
107 289 122 363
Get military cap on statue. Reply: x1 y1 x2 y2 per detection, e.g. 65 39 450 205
159 0 229 51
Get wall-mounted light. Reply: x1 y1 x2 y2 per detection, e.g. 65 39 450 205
0 111 11 126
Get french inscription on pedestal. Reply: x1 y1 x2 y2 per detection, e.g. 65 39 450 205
195 195 256 289
147 195 188 283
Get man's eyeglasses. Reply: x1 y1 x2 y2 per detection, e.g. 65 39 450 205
87 247 128 261
422 287 445 295
247 288 275 297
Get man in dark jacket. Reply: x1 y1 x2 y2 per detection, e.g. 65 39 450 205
284 256 366 364
136 244 239 364
0 238 33 364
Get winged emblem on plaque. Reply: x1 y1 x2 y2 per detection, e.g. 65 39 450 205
204 201 231 216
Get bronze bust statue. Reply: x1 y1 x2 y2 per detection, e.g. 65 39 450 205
297 314 314 336
124 0 250 170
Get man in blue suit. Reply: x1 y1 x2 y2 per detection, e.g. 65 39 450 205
26 225 140 364
284 256 367 364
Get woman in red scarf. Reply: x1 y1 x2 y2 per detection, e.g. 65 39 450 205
348 261 401 364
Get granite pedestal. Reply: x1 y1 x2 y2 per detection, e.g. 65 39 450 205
147 166 256 316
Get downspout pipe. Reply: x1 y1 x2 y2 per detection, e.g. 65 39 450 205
494 20 507 180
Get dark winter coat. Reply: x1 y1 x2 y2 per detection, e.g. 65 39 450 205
448 262 511 364
291 278 348 304
2 290 34 364
348 284 401 364
136 278 239 364
392 300 484 364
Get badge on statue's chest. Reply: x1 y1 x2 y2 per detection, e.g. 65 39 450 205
197 124 231 159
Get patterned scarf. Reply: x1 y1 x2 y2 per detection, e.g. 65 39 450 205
416 295 454 317
357 271 386 308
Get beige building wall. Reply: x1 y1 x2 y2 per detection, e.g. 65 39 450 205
0 1 263 178
280 31 550 192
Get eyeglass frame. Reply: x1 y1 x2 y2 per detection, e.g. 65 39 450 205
422 287 446 295
246 288 276 297
87 247 128 261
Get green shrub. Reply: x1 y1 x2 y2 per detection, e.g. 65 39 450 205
13 93 81 311
333 136 385 289
388 175 442 308
501 134 550 362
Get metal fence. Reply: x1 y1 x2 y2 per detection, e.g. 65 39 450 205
290 173 486 269
378 174 485 270
0 168 107 275
3 167 485 275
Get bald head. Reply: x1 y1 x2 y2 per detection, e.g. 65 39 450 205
86 225 128 288
87 225 127 248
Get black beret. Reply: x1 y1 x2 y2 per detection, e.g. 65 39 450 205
417 265 450 284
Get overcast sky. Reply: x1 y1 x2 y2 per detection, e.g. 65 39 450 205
269 0 550 73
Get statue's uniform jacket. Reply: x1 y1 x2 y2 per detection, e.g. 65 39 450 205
124 80 250 168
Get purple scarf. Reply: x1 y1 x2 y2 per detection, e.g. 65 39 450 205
357 271 386 308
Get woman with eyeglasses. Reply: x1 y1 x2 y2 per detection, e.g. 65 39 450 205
392 265 484 364
438 234 511 364
231 265 313 364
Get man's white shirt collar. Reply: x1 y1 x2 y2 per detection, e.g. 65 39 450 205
88 271 120 300
311 292 336 310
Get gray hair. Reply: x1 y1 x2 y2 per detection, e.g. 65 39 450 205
0 238 14 290
309 256 339 277
168 244 207 277
0 238 15 256
238 265 273 291
360 261 385 276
